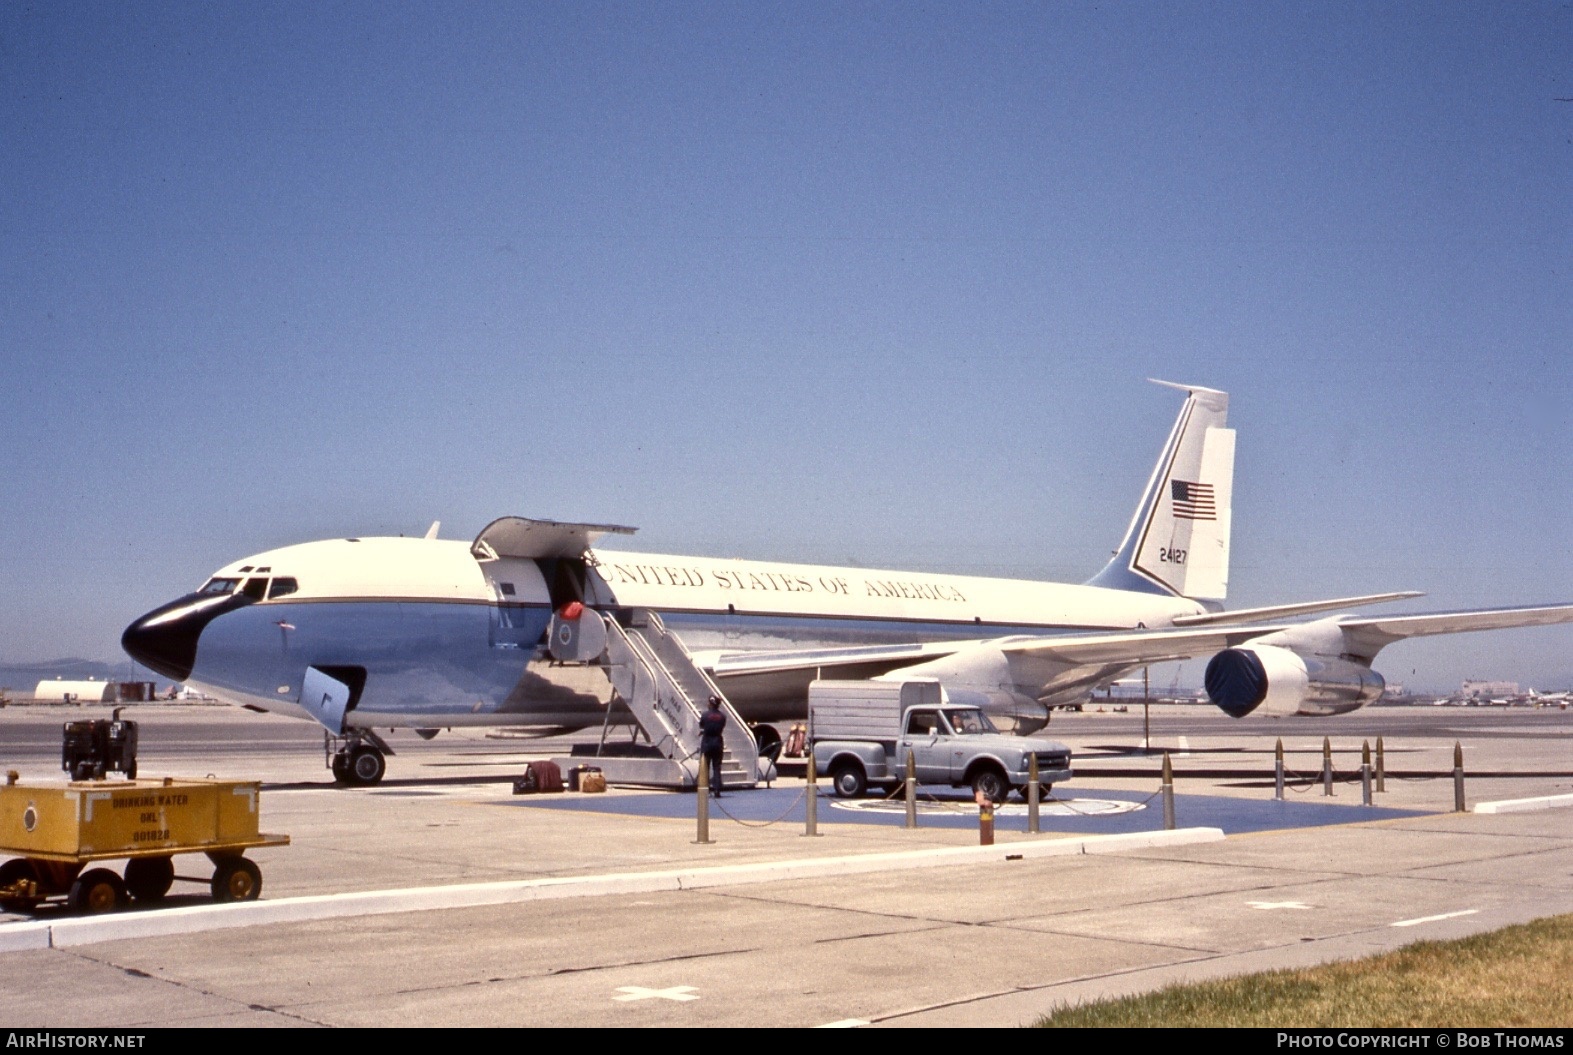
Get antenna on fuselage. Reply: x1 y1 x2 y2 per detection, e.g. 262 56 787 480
424 521 441 540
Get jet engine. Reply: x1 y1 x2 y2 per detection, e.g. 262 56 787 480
1204 644 1384 718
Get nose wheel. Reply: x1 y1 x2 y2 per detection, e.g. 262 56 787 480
328 732 391 786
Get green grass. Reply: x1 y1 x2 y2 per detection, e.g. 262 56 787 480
1036 914 1573 1027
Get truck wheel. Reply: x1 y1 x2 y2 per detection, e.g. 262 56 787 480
830 761 867 798
69 869 127 914
125 856 175 903
970 767 1009 804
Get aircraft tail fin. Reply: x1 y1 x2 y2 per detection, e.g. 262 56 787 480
1086 380 1234 602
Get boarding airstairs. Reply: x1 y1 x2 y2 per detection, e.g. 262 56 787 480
551 607 762 790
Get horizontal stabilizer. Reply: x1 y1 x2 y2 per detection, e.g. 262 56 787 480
1170 591 1424 627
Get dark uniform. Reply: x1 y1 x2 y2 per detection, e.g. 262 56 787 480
699 697 727 796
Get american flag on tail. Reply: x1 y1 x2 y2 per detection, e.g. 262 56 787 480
1170 480 1216 520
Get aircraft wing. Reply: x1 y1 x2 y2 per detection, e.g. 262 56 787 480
703 603 1573 684
703 623 1291 681
1335 605 1573 662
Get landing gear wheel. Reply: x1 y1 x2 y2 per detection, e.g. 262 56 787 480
970 768 1009 805
124 856 175 903
69 868 127 914
0 859 40 912
348 746 386 785
334 745 386 786
210 858 262 903
830 761 867 798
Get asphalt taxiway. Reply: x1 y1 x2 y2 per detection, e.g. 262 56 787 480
1 703 1571 1027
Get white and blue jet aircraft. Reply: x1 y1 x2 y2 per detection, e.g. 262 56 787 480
122 381 1573 784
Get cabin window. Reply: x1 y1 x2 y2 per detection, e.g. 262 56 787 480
267 577 299 600
906 710 941 736
199 578 239 596
499 582 516 597
241 578 268 601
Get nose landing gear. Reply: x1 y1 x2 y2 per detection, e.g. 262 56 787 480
327 731 393 786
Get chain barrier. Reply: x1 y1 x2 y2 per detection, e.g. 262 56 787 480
707 784 809 828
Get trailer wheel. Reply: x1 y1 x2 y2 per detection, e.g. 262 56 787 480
830 760 867 798
211 858 262 903
0 859 40 912
125 856 175 903
69 869 127 914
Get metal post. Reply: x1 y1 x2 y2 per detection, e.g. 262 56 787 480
1361 740 1372 806
1453 741 1466 813
977 790 995 845
1161 751 1175 830
1375 735 1386 793
1274 738 1285 801
904 749 917 829
1143 665 1151 753
1322 737 1334 796
1027 752 1040 834
803 742 819 837
694 757 712 844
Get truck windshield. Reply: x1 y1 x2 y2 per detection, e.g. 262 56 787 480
946 709 995 734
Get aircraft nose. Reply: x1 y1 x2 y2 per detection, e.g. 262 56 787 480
121 594 235 682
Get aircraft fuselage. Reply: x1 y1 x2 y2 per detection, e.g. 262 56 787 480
122 535 1204 733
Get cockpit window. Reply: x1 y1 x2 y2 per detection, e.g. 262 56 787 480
241 578 268 601
267 577 299 600
199 578 239 596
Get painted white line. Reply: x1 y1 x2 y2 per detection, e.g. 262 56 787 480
1392 909 1478 928
1473 793 1573 815
1176 736 1192 758
1247 901 1311 910
817 1019 871 1028
613 985 698 1002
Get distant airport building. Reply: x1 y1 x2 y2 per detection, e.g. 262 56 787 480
1461 680 1518 698
27 679 158 703
32 679 117 703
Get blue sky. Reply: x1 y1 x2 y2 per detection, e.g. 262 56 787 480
2 2 1569 691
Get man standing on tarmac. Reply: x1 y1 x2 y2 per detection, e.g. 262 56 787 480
700 696 727 797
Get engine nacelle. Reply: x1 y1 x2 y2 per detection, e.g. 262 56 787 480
1204 644 1385 718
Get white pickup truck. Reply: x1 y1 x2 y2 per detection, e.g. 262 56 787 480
810 679 1073 803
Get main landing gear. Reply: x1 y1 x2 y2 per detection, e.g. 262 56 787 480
327 730 393 787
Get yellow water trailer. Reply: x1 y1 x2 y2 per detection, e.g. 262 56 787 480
0 776 288 914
